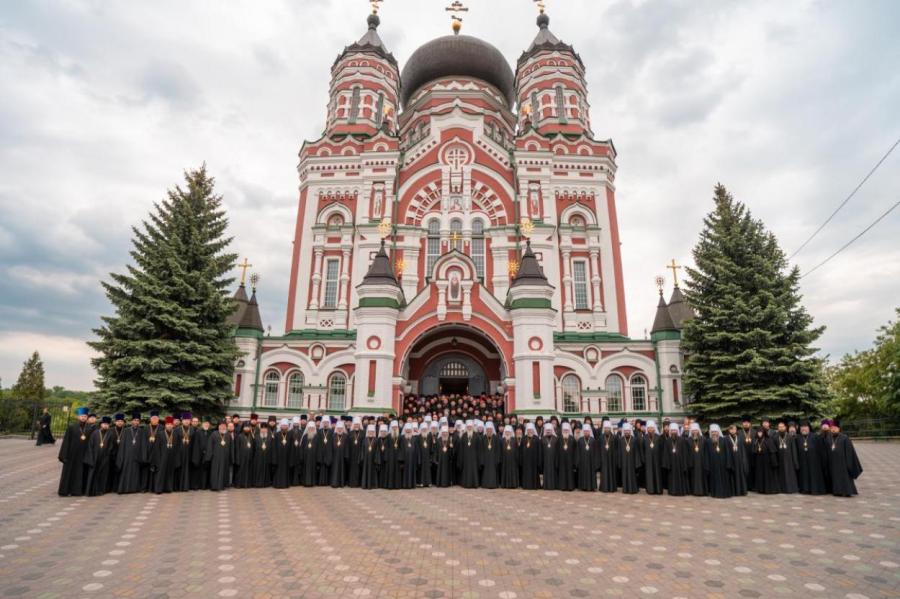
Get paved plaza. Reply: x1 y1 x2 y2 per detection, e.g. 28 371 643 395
0 438 898 599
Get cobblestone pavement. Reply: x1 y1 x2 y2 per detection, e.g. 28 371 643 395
0 438 898 599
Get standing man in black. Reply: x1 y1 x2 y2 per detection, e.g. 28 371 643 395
36 407 55 445
58 406 91 496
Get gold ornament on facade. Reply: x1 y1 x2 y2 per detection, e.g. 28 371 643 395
508 260 519 277
520 218 535 237
378 218 392 238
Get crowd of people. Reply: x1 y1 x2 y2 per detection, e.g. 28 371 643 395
55 406 863 499
401 393 506 423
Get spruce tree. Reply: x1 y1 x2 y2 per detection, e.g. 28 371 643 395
13 351 46 405
681 184 827 421
90 166 239 416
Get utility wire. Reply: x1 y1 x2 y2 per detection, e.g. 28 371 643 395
800 198 900 279
789 135 900 260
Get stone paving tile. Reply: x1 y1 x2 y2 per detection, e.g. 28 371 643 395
0 438 898 598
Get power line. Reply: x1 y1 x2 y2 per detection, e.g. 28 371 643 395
789 135 900 260
800 198 900 279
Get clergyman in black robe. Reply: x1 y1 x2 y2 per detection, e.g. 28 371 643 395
418 424 434 487
617 425 642 493
36 408 55 445
539 425 558 491
191 420 211 490
479 424 501 489
434 428 455 487
253 425 274 488
398 427 420 489
639 421 663 495
827 422 863 497
500 427 519 489
556 424 576 491
380 424 402 489
662 425 690 496
347 420 364 488
774 424 800 493
598 424 618 492
330 424 349 487
58 408 91 496
84 417 114 496
686 426 708 496
317 419 334 486
360 426 380 489
173 421 195 492
795 422 827 495
576 426 598 491
705 425 732 499
272 420 293 489
144 415 163 492
751 429 779 494
150 418 180 494
457 424 481 489
519 424 540 490
106 414 126 492
299 424 320 487
206 423 233 491
726 424 749 496
233 425 255 489
116 414 145 494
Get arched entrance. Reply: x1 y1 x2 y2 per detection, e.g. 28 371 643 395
402 324 505 398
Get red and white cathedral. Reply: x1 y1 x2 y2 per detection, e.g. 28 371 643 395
228 8 692 419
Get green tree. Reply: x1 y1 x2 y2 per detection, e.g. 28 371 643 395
827 308 899 419
681 184 828 421
89 165 239 417
0 351 46 432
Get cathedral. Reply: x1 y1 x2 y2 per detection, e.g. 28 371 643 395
227 5 692 420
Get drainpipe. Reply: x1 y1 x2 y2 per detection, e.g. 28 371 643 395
251 334 263 411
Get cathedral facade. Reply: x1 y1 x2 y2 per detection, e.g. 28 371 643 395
228 10 692 419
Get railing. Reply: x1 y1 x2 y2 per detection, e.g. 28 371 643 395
839 418 900 440
0 397 79 438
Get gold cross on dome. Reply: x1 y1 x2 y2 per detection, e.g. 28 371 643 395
534 0 546 14
666 259 682 288
237 258 253 285
370 0 383 15
445 1 468 34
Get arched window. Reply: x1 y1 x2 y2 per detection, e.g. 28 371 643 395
287 372 304 409
349 87 361 123
440 361 469 378
561 374 581 413
450 218 463 251
263 371 280 407
471 219 485 279
426 218 441 277
606 375 623 412
327 214 343 230
572 260 589 310
569 215 586 230
555 85 568 123
327 373 347 411
374 92 384 128
631 375 647 411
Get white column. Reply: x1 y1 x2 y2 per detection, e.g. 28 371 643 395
590 248 602 311
338 248 351 310
562 250 574 312
309 247 324 310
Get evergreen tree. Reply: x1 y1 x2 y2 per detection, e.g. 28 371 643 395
682 184 827 421
90 166 239 416
12 351 46 405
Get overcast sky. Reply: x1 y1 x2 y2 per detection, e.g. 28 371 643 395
1 0 898 390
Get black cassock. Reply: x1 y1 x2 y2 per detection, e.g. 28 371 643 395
330 434 349 487
639 433 663 494
751 436 779 494
617 435 642 493
317 430 334 486
271 430 292 489
686 436 707 496
827 433 863 497
360 437 379 489
540 436 558 490
775 433 800 493
598 433 618 492
434 437 455 487
36 412 55 445
501 438 519 489
58 421 91 496
519 435 540 490
206 431 233 491
191 428 211 490
347 430 364 487
150 430 180 494
398 436 420 489
116 426 145 494
418 433 434 487
233 433 255 488
84 428 114 496
107 425 125 492
479 434 501 489
795 433 827 495
457 434 481 489
379 435 402 489
253 434 273 488
726 434 749 496
662 435 690 496
706 437 732 498
289 429 306 485
557 436 577 491
299 433 320 487
576 436 598 491
173 426 194 492
144 424 163 491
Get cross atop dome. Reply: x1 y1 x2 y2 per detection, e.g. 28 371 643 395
445 1 469 35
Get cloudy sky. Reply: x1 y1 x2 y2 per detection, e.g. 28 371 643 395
1 0 898 390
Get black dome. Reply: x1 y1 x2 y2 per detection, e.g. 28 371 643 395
400 35 515 108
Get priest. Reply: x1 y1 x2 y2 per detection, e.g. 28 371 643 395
107 413 126 492
617 423 642 494
519 423 541 490
317 417 334 486
795 421 827 495
360 424 380 489
298 422 320 487
662 423 690 496
500 425 519 489
150 416 180 494
232 422 255 489
706 424 732 498
576 424 598 492
598 421 618 492
144 410 163 492
116 411 146 494
271 419 293 489
418 422 434 487
253 422 273 488
347 417 364 488
173 413 195 492
751 426 779 494
330 420 349 487
456 420 481 488
639 420 663 495
686 423 708 496
725 423 749 496
540 423 558 491
206 420 233 491
479 421 501 489
397 423 420 489
827 420 863 497
84 416 114 496
191 418 212 490
58 406 92 496
774 420 800 493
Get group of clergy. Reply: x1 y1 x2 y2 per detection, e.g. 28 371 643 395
56 407 863 499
